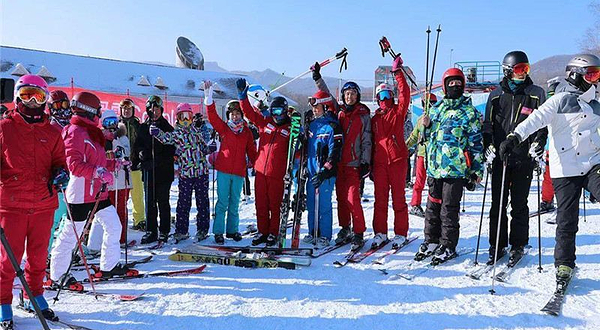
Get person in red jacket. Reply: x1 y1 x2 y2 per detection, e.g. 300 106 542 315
236 78 292 246
49 91 134 289
0 75 67 326
370 55 411 249
205 81 257 244
312 63 372 251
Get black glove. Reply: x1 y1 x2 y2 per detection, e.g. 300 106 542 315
312 62 321 81
236 78 248 99
359 163 370 179
499 134 519 161
311 167 332 189
465 173 478 192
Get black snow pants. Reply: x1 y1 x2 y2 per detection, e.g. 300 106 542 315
424 177 465 250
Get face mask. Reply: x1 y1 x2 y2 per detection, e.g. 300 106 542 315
446 85 463 99
227 119 244 134
512 78 526 84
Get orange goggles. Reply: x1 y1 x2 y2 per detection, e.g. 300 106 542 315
512 63 530 75
585 66 600 83
51 100 70 110
18 86 48 104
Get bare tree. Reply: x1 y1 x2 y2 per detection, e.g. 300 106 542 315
579 1 600 55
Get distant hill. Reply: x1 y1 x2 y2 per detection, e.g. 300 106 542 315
529 54 574 88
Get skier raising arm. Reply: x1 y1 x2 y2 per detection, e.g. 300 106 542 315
499 54 600 284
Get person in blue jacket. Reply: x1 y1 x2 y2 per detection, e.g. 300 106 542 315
303 90 343 247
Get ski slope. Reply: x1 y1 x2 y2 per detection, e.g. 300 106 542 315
12 174 600 330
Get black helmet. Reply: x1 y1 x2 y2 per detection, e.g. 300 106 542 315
502 51 529 77
269 96 288 116
565 54 600 92
341 81 361 104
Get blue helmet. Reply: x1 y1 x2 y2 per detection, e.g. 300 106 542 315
341 81 361 103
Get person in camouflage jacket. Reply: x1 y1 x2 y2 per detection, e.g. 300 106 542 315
415 68 484 265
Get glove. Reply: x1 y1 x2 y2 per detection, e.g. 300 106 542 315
149 125 160 137
499 134 519 161
52 168 69 190
95 167 114 186
114 146 125 159
484 145 496 168
359 163 370 179
529 142 544 161
391 55 404 73
311 164 333 189
236 78 248 99
465 173 479 191
203 80 214 105
312 61 321 81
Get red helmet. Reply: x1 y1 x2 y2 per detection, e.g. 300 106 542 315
441 68 465 94
308 90 334 109
48 90 69 104
71 91 102 117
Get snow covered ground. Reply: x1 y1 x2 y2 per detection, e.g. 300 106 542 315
12 173 600 330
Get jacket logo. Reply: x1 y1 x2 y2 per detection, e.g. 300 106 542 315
281 129 289 137
521 107 533 115
39 139 47 143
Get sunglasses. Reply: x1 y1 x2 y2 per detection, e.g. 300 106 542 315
102 117 119 129
18 86 48 104
51 100 70 111
377 90 393 101
512 63 530 75
585 66 600 83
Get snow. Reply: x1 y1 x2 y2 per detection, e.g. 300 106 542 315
12 173 600 330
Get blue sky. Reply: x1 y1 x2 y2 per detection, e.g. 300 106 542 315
0 0 594 83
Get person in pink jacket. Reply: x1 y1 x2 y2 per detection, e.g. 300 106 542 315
49 92 135 290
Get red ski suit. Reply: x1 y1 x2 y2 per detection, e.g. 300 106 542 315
541 151 554 203
0 112 66 304
371 69 411 236
239 98 291 236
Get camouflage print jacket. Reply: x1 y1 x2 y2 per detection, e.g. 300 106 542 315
425 95 484 180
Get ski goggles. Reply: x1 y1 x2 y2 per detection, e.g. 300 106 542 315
102 117 119 129
585 66 600 83
377 90 393 101
308 96 333 106
177 111 193 121
17 86 48 104
270 107 285 116
512 63 530 75
51 100 70 111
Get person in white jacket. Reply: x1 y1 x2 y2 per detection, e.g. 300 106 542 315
89 110 132 249
499 54 600 283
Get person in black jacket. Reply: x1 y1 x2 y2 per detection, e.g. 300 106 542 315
135 95 176 244
482 51 547 264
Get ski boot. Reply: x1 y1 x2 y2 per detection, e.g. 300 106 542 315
265 234 277 247
173 232 189 243
214 234 225 245
94 263 139 279
158 233 169 243
47 273 84 292
335 227 353 245
315 237 330 249
431 245 457 265
556 265 573 282
0 321 13 330
19 292 58 322
251 233 269 246
141 232 158 244
196 230 209 242
508 245 525 266
371 233 388 249
540 201 555 213
487 246 507 265
132 221 146 232
350 233 365 251
409 205 425 217
414 241 439 261
391 235 407 249
226 232 243 242
303 234 315 244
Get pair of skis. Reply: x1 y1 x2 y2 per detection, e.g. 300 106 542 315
382 247 475 280
186 243 313 257
169 251 299 270
466 246 531 281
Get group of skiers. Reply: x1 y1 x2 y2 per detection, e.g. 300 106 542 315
1 47 600 328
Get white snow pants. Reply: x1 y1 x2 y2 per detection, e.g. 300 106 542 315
50 205 122 280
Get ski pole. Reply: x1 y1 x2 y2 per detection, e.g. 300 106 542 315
315 187 320 242
582 191 587 223
378 36 419 88
0 226 51 330
270 48 348 94
462 188 466 213
474 169 490 265
428 25 442 94
536 161 543 272
424 26 431 115
490 160 508 295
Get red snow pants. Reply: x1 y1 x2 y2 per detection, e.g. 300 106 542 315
254 172 285 236
541 153 554 203
410 156 427 207
372 161 409 236
336 165 366 234
0 209 53 304
109 189 130 244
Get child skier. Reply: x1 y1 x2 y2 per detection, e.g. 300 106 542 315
150 102 211 242
205 81 257 244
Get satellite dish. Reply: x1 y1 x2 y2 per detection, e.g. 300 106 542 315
176 36 204 70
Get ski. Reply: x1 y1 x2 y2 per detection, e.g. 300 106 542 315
390 247 475 280
291 124 308 249
72 255 153 271
541 272 575 316
176 247 311 266
372 236 419 265
15 304 95 330
45 286 144 301
545 212 558 224
494 246 531 282
529 208 555 218
332 235 372 268
241 224 258 237
170 251 297 269
82 265 207 283
277 112 303 248
347 239 390 264
183 244 313 257
466 252 508 280
311 239 351 258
